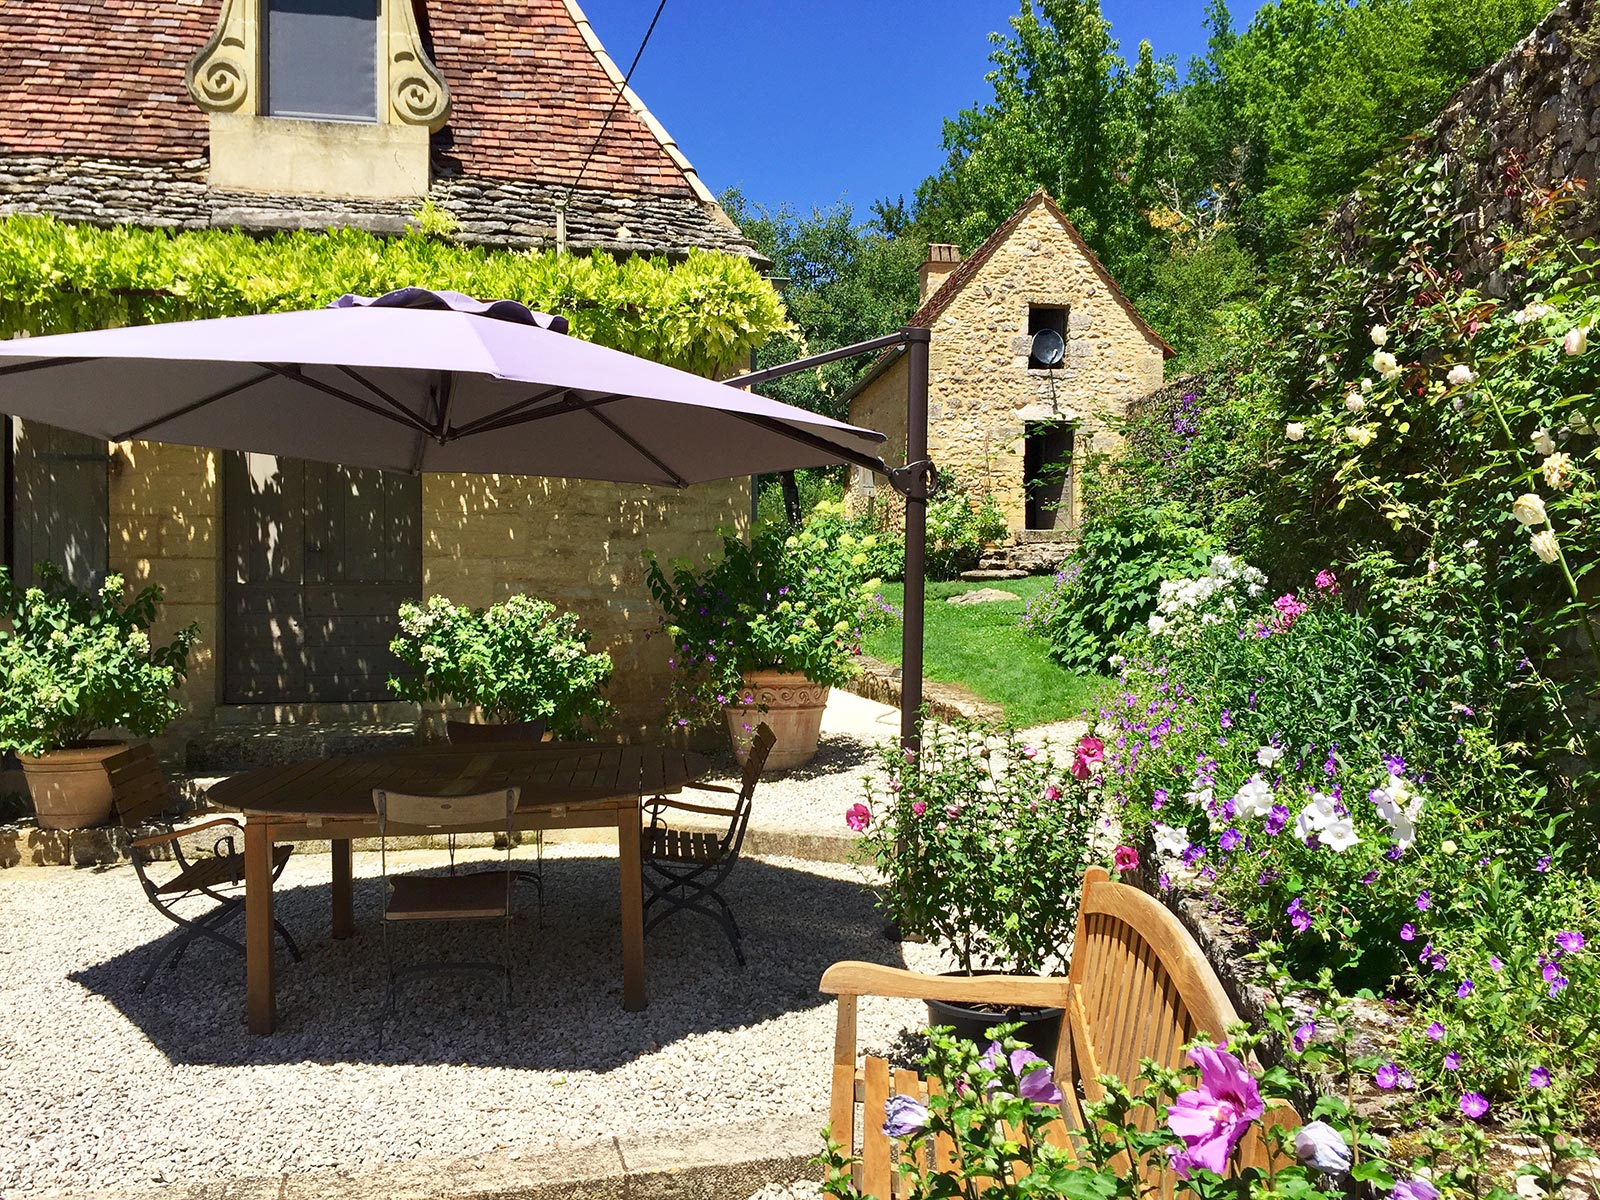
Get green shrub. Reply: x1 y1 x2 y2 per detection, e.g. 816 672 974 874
387 594 613 737
0 566 197 757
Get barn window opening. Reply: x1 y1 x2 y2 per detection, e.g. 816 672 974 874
1024 419 1074 530
1028 306 1068 369
264 0 380 123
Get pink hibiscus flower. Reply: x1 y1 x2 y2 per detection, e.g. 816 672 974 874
1165 1045 1264 1178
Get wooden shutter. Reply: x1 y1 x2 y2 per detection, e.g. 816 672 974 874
7 419 109 590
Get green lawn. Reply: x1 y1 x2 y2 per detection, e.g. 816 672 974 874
863 577 1108 728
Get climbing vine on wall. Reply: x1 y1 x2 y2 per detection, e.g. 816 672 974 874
0 215 793 377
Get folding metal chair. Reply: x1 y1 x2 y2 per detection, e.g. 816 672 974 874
373 786 518 1025
107 744 301 993
640 723 775 965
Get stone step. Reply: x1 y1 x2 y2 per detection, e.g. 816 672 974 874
959 568 1030 581
185 721 420 773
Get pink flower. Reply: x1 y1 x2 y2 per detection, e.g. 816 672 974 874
1070 736 1104 781
845 803 871 833
1113 845 1140 873
1043 783 1062 802
911 799 927 817
1314 569 1339 593
1165 1045 1265 1178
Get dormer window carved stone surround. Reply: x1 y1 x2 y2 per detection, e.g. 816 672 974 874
186 0 451 201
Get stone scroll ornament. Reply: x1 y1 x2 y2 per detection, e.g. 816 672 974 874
185 0 452 131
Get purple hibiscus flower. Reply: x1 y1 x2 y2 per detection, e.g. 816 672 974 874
1165 1045 1265 1178
1391 1181 1440 1200
882 1094 929 1137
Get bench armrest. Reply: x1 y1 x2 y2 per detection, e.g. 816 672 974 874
819 961 1072 1009
130 816 244 850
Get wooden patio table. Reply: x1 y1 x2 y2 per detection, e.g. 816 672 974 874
205 741 709 1035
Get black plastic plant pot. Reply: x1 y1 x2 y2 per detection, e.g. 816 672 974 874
925 972 1064 1053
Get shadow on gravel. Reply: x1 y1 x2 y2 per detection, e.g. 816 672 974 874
698 734 878 782
70 854 909 1068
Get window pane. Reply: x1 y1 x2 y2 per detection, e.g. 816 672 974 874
265 0 379 123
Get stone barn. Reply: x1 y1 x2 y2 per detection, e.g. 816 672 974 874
843 189 1171 572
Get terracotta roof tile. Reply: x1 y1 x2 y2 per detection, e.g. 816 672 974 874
0 0 700 198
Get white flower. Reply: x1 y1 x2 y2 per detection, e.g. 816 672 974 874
1542 452 1572 491
1373 350 1401 380
1446 364 1475 387
1513 301 1555 325
1285 421 1306 442
1320 819 1362 852
1095 720 1115 740
1295 793 1338 843
1360 377 1373 394
1532 428 1556 456
1512 493 1548 526
1565 326 1588 356
1346 426 1375 448
1531 528 1560 564
1371 774 1426 850
1108 653 1126 669
1153 824 1190 857
1370 325 1388 346
1255 745 1284 769
1232 775 1275 820
1344 392 1365 413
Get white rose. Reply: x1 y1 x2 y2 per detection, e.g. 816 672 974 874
1344 392 1365 412
1370 325 1388 346
1285 421 1305 442
1360 377 1373 394
1511 493 1548 526
1346 426 1375 448
1446 364 1475 387
1373 350 1401 380
1531 529 1559 564
1565 326 1588 356
1542 452 1572 491
1532 428 1556 456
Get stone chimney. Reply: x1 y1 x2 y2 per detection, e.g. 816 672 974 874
919 243 961 304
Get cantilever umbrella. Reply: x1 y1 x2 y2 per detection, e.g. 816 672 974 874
0 287 888 483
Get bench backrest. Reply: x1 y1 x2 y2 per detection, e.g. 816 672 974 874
820 867 1294 1197
105 743 174 829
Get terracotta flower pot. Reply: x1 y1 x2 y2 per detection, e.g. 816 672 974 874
19 741 128 829
723 670 829 772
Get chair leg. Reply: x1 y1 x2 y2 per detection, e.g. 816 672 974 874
136 932 191 993
275 918 303 962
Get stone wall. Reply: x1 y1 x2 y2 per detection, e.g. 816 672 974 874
1331 0 1600 286
845 197 1166 531
104 440 745 738
0 154 757 258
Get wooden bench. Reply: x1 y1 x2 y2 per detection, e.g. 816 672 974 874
821 867 1296 1197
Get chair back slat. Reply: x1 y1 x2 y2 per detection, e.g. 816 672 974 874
724 722 774 856
861 1056 894 1200
374 788 518 833
106 744 174 829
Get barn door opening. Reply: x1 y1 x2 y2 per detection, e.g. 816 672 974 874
1024 420 1074 531
5 417 110 590
224 452 421 704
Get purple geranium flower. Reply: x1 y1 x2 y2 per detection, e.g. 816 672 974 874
1459 1092 1490 1120
1219 828 1242 852
1425 1022 1445 1042
1287 897 1312 933
1416 891 1431 912
1265 805 1289 836
1456 979 1474 999
882 1094 929 1137
1165 1045 1265 1178
1374 1063 1399 1089
1550 976 1569 997
1443 1051 1460 1071
1529 1067 1551 1090
1400 923 1416 942
1555 931 1585 954
1536 855 1552 873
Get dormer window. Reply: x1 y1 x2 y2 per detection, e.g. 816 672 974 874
264 0 380 123
187 0 449 200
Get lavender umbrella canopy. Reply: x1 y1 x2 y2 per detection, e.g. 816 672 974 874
0 288 888 484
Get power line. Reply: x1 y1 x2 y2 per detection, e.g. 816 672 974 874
558 0 669 247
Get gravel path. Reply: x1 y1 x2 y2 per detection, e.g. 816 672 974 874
0 845 945 1198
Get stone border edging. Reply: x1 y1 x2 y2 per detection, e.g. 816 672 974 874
30 1114 823 1200
839 655 1003 725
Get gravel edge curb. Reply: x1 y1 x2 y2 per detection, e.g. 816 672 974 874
31 1115 824 1200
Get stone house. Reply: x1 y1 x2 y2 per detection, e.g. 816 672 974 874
844 189 1171 569
0 0 762 742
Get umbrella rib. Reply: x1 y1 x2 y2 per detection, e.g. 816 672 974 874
335 366 430 429
450 392 626 439
0 356 91 378
446 386 566 439
585 406 687 488
720 410 890 476
111 369 279 441
256 364 433 434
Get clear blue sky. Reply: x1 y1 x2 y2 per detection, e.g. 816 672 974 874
578 0 1262 219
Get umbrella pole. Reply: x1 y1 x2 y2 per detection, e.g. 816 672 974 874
900 328 931 755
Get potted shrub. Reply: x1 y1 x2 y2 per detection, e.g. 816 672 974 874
388 593 613 739
644 520 894 771
851 717 1103 1045
0 566 197 829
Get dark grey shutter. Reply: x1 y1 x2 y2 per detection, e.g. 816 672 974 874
264 0 379 122
7 419 109 590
